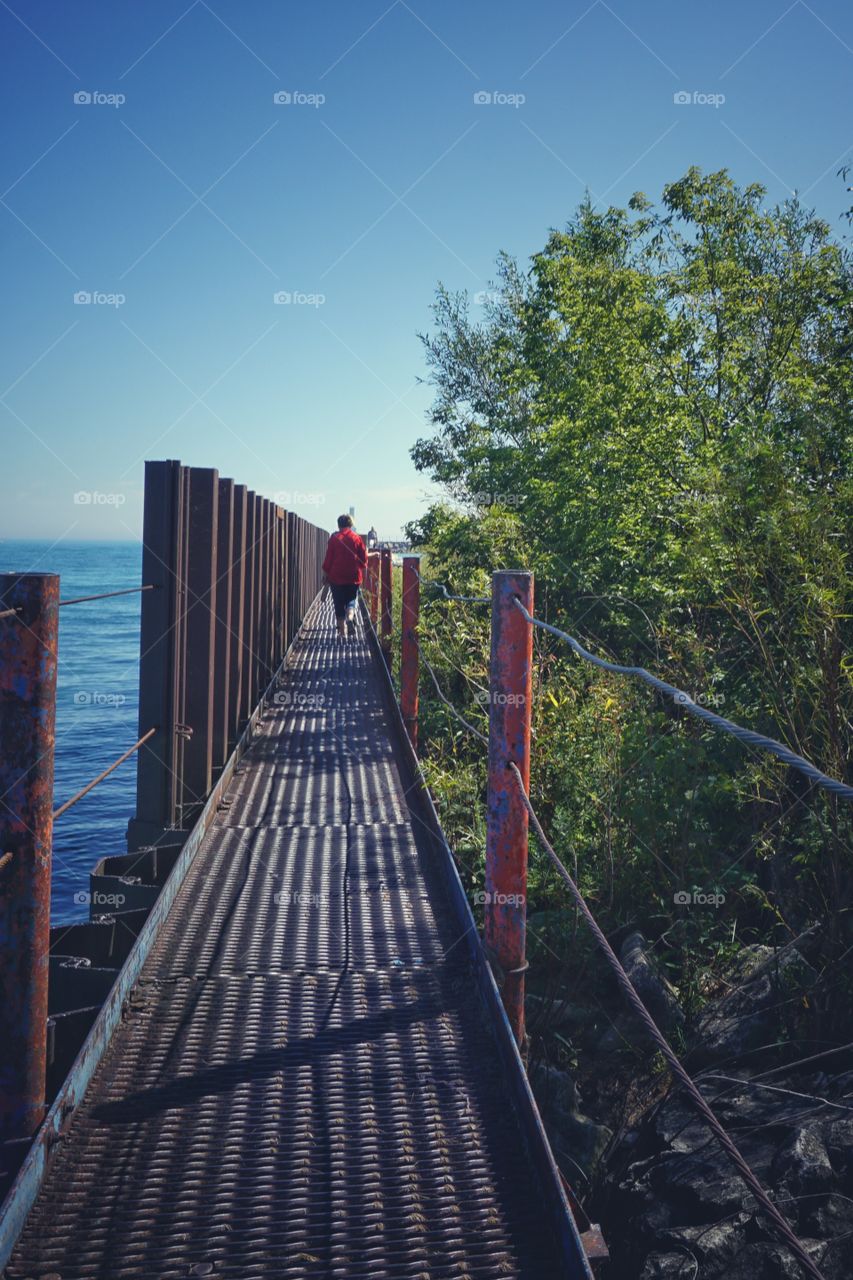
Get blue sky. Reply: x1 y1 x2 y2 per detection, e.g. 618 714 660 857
1 0 851 542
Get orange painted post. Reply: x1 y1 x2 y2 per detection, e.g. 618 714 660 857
366 553 379 625
400 556 420 748
380 549 392 671
484 570 533 1050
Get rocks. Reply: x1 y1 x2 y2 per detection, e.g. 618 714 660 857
639 1252 697 1279
610 1073 853 1278
691 943 817 1066
772 1123 834 1197
621 932 685 1035
530 1064 613 1178
525 992 597 1033
597 932 685 1053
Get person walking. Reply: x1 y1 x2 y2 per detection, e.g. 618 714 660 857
322 514 368 640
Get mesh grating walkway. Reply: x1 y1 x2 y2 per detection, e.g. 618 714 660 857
7 598 579 1280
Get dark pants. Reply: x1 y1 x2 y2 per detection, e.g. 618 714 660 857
329 582 358 620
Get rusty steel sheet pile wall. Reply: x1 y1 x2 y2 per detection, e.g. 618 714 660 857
128 459 328 851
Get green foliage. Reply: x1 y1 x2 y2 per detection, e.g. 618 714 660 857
409 168 853 1024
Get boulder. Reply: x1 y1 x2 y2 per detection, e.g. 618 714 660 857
639 1252 696 1279
597 932 684 1053
772 1123 834 1197
530 1064 613 1177
621 932 685 1036
692 945 817 1066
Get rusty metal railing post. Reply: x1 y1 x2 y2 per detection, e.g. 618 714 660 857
366 552 379 625
0 573 59 1143
380 548 393 670
400 556 420 749
485 570 533 1051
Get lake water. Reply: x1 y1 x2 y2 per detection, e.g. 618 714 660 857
0 540 142 924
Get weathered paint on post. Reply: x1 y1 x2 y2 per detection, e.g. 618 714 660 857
0 573 59 1142
485 570 533 1049
364 553 377 624
380 548 393 670
400 556 420 749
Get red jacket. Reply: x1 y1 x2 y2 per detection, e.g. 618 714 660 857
322 528 367 585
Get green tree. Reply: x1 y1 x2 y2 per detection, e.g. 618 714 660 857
409 168 853 1016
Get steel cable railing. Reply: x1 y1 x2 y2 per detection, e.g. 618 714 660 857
53 727 157 821
415 573 842 1280
511 596 853 803
508 760 826 1280
0 583 158 621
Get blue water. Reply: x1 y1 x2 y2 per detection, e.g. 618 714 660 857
0 541 142 924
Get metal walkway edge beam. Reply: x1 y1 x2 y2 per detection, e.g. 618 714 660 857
2 597 592 1280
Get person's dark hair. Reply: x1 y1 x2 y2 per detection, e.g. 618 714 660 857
337 514 353 530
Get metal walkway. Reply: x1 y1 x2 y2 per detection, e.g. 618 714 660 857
5 599 587 1280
